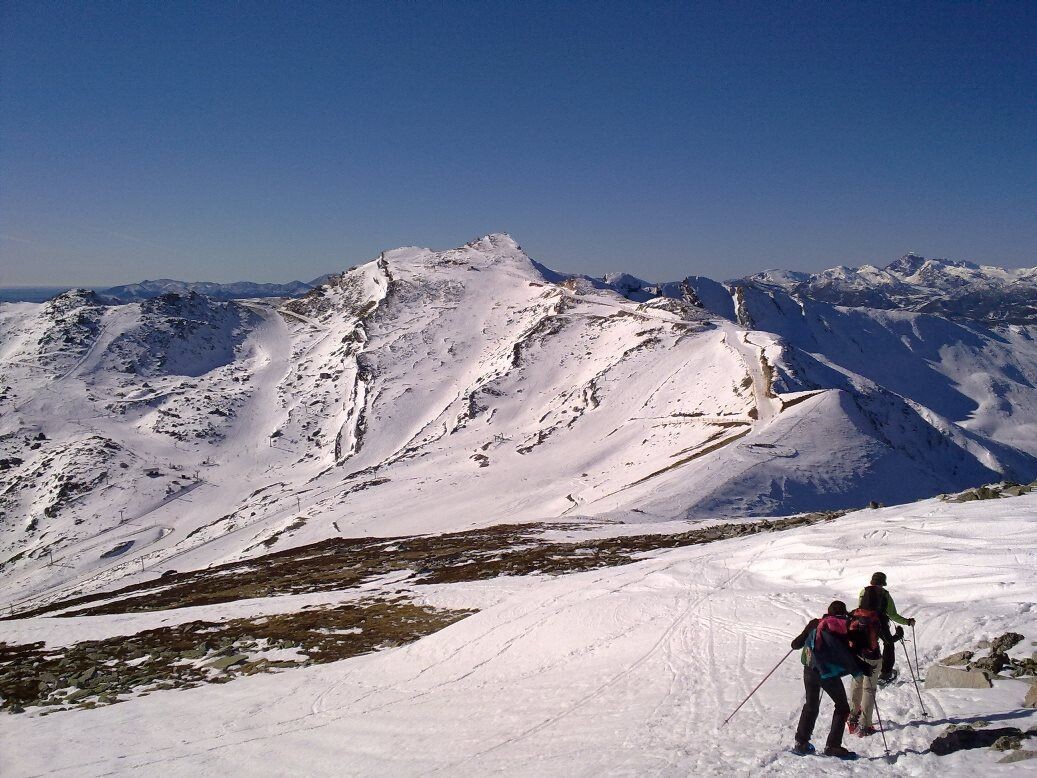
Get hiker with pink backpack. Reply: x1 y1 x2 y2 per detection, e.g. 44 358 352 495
847 596 884 736
790 600 872 760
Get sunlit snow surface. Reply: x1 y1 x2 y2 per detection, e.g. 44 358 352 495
5 495 1036 776
3 235 1036 616
3 234 1037 774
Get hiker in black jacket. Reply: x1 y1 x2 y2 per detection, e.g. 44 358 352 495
791 600 869 759
858 571 915 683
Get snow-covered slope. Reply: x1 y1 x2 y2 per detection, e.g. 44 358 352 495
2 235 1037 615
5 493 1037 775
745 253 1037 325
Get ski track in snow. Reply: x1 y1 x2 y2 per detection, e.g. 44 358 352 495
5 494 1037 776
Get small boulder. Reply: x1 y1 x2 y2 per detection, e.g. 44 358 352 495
925 664 992 690
939 650 974 666
999 750 1037 764
931 726 1025 755
991 632 1025 654
1025 680 1037 709
1010 658 1037 677
992 735 1023 751
972 654 1009 674
207 653 248 671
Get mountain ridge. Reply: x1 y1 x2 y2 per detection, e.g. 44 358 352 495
2 233 1036 613
8 236 1033 323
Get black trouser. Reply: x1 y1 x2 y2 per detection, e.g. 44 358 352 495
879 619 896 676
795 666 850 749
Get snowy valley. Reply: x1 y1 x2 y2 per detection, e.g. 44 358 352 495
2 234 1037 775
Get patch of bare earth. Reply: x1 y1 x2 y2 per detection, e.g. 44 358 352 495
2 511 842 714
1 598 471 714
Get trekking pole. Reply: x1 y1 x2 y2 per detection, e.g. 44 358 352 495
871 693 894 763
720 649 793 728
899 639 929 717
911 623 921 675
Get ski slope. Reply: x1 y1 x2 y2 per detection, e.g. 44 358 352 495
5 494 1036 776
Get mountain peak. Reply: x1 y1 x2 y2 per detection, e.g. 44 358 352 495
884 253 928 275
885 253 980 276
466 233 521 252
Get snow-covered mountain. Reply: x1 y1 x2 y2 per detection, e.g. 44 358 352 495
1 234 1036 609
101 278 313 302
4 234 1037 775
743 253 1037 324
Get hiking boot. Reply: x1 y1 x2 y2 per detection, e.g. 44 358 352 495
823 745 857 759
879 669 899 684
846 713 860 734
792 741 815 756
858 725 878 737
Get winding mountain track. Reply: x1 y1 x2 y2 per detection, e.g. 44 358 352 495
719 323 781 425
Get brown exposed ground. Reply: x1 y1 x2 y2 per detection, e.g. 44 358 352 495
10 512 842 619
2 511 843 714
1 597 472 714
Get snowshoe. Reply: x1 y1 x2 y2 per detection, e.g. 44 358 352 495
847 712 860 734
791 742 816 756
878 669 900 686
823 745 858 760
857 725 879 738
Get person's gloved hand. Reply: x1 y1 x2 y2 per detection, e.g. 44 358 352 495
907 617 916 627
893 626 905 642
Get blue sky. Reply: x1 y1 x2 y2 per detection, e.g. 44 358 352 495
1 1 1034 285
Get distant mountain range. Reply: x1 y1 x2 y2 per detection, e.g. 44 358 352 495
742 253 1037 325
99 278 316 302
0 279 318 303
593 252 1037 326
5 251 1034 324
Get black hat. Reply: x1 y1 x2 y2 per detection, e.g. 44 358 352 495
827 600 848 616
870 571 887 586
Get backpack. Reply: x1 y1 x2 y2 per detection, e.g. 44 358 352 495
860 585 889 619
802 615 856 679
849 608 881 660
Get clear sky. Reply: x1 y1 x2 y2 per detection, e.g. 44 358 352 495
1 1 1034 286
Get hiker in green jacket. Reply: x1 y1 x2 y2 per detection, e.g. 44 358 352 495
858 571 914 683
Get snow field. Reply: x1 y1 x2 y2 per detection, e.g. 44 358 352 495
5 494 1036 776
